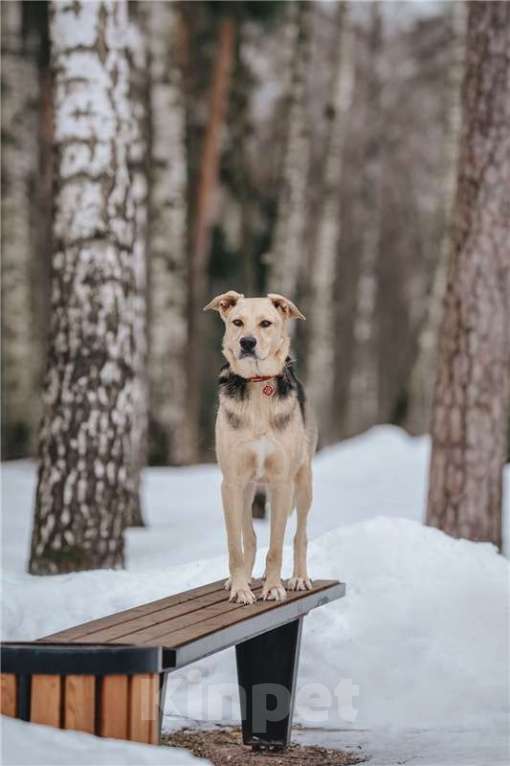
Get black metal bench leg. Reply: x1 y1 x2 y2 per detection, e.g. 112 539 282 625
158 672 168 743
235 617 303 750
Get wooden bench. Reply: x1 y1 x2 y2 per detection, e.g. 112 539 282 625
1 577 344 750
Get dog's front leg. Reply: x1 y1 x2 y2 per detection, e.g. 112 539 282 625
242 482 257 582
222 480 256 605
261 481 293 601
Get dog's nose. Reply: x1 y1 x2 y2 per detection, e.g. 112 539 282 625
240 336 257 352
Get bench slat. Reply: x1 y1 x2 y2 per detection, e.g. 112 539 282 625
166 581 345 668
0 674 17 717
41 579 226 643
12 580 344 672
113 580 338 649
129 674 159 744
31 675 62 727
74 581 256 644
99 676 129 739
64 675 95 733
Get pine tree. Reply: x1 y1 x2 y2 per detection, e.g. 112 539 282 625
426 2 510 549
29 0 137 574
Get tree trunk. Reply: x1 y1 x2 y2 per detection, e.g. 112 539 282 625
229 18 257 297
268 1 312 298
186 16 236 461
347 2 384 437
306 2 354 441
29 0 136 574
32 5 54 458
426 2 510 550
125 5 149 525
1 1 39 459
405 2 466 435
147 1 192 466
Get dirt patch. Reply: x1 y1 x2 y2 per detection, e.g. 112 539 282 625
162 726 366 766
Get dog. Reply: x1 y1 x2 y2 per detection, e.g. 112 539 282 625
204 291 318 604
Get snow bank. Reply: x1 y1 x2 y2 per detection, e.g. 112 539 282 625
302 517 509 728
1 717 206 766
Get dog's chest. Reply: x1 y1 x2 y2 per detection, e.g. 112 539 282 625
249 436 274 479
216 374 306 481
223 383 292 437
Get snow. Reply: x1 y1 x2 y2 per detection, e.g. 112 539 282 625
294 725 510 766
2 426 509 765
1 717 206 766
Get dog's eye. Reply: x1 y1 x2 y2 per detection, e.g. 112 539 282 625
232 319 243 327
260 320 272 328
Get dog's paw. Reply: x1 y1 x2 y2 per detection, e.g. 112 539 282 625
229 585 256 605
287 576 312 591
225 576 253 591
260 582 287 601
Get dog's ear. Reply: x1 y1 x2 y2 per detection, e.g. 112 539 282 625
203 290 244 318
267 293 305 320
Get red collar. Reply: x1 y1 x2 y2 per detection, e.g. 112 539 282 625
247 375 274 382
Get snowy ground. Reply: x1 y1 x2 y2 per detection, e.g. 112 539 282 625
2 717 207 766
2 426 509 765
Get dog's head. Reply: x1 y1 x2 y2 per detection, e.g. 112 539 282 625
204 291 305 377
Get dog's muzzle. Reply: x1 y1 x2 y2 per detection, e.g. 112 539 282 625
239 336 257 358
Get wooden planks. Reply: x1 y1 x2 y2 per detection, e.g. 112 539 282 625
41 579 340 653
99 675 129 739
41 579 226 643
129 674 159 744
30 675 61 727
76 582 251 644
64 675 95 734
113 580 338 649
0 674 17 717
98 674 159 743
3 671 158 743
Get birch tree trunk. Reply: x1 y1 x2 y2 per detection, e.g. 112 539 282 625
29 0 136 574
1 1 39 459
405 2 466 435
306 2 354 440
426 2 510 550
125 6 149 524
347 2 384 436
268 1 312 297
148 2 192 465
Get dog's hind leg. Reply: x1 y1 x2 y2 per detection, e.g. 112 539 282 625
288 464 312 591
261 481 293 601
222 480 256 604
